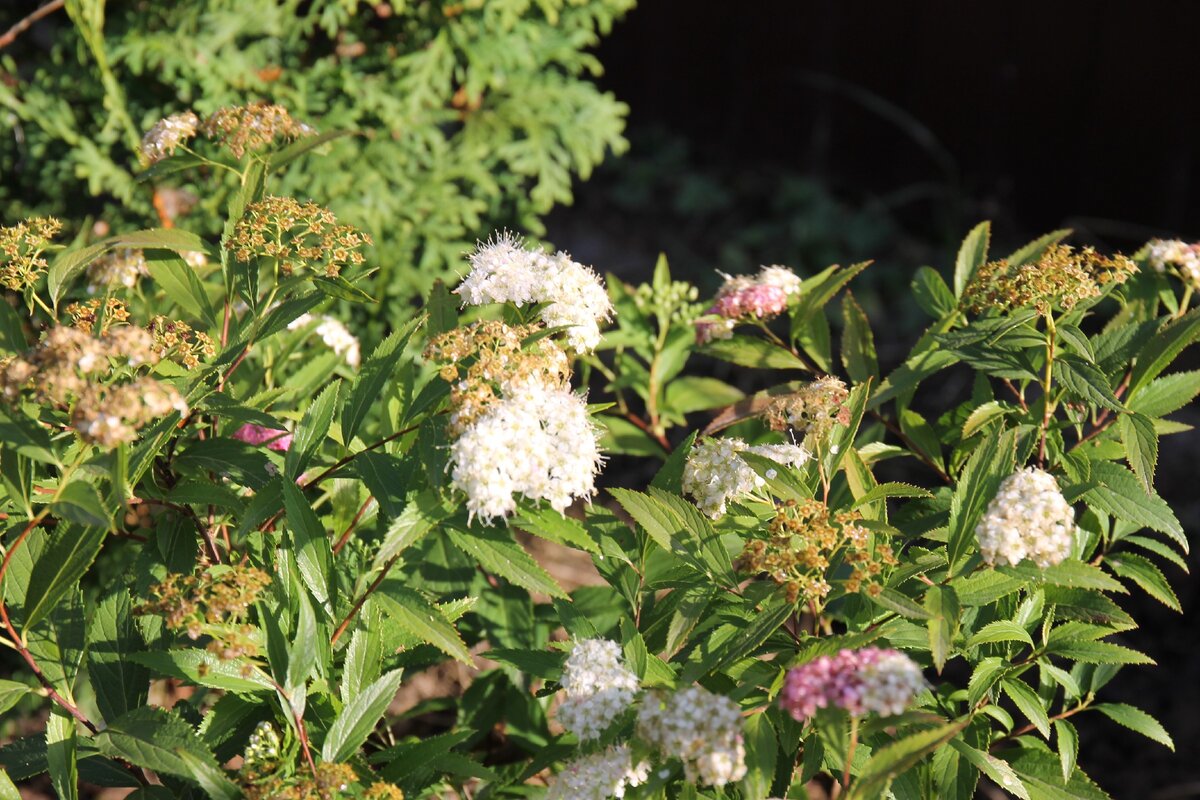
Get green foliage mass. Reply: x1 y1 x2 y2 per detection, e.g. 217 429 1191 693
0 0 632 316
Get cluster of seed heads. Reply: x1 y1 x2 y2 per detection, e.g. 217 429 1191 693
764 376 851 448
137 566 271 658
0 217 61 291
140 102 315 163
963 245 1137 315
227 196 371 277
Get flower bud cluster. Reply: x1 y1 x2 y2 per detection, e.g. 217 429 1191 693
780 647 924 722
682 437 810 518
138 565 271 658
632 279 703 324
557 638 640 741
66 298 130 334
976 467 1074 568
228 196 371 278
141 103 315 163
547 746 649 800
87 248 148 291
764 376 851 446
737 498 895 606
426 321 570 433
1 217 61 291
454 232 613 353
1146 239 1200 290
288 312 362 368
963 245 1137 315
637 686 747 787
694 264 802 343
148 316 216 369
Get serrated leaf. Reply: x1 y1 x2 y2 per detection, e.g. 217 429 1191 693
1002 679 1051 737
52 479 110 528
870 588 933 620
144 252 216 329
1003 748 1111 800
321 668 404 762
376 583 471 664
925 585 960 673
1056 354 1124 412
371 491 452 573
948 739 1030 800
911 266 957 318
1093 703 1173 750
1128 307 1200 395
967 620 1034 648
46 709 77 800
1048 640 1154 665
1084 460 1185 552
268 129 356 170
947 427 1017 570
1127 369 1200 417
427 280 457 337
968 657 1010 707
841 291 878 383
1106 552 1179 610
87 590 149 721
282 481 333 605
515 506 599 554
845 721 966 800
962 401 1008 438
663 376 745 415
129 650 273 694
700 335 810 370
94 707 220 782
285 380 339 480
446 525 567 599
23 524 106 632
342 317 421 444
47 242 107 304
1116 412 1157 491
1055 719 1079 782
954 221 991 298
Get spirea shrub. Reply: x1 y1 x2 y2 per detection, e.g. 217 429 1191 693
0 114 1196 800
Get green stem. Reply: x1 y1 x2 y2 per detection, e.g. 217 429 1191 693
1037 314 1057 467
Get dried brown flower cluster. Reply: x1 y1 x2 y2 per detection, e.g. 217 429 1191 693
736 499 895 606
424 320 571 433
148 316 215 369
227 196 371 277
0 324 187 447
140 103 315 164
66 298 130 334
765 376 851 446
241 747 404 800
138 566 271 659
1 217 61 291
963 245 1137 315
201 102 316 158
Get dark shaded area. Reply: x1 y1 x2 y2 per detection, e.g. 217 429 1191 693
550 2 1200 796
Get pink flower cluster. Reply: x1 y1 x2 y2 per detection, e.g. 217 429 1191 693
711 283 789 320
232 423 292 452
779 647 924 722
695 266 800 344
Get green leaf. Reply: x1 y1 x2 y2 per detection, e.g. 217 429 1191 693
948 739 1030 800
47 242 107 305
1002 679 1051 738
144 252 216 329
1126 369 1200 417
515 506 600 555
52 479 111 528
609 487 674 551
740 713 778 800
282 481 333 605
962 400 1008 438
268 129 356 170
850 482 933 508
700 335 810 370
87 590 149 722
947 427 1017 570
845 721 966 800
968 657 1010 707
321 668 404 762
23 524 106 632
1047 640 1154 665
1106 551 1179 610
342 317 421 444
793 260 872 325
427 279 458 337
911 266 956 318
1084 460 1185 552
0 680 29 716
0 768 20 800
870 588 933 620
663 376 745 415
1056 354 1124 412
446 525 567 599
371 491 452 573
899 408 943 470
1093 703 1173 750
1128 307 1200 395
107 228 210 254
679 600 793 683
925 585 960 673
967 620 1034 649
1003 748 1111 800
1116 412 1158 491
1055 719 1079 782
287 596 319 693
94 707 220 782
285 380 339 480
46 709 77 800
376 583 472 664
128 650 273 694
954 221 991 298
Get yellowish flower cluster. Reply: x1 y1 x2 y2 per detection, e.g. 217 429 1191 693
0 217 61 291
963 245 1136 315
227 196 371 278
140 102 315 163
137 566 271 659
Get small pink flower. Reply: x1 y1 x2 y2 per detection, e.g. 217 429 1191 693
232 423 292 452
779 647 921 722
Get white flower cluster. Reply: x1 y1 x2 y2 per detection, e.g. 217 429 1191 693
87 248 148 292
450 379 602 522
637 686 747 787
288 313 361 368
756 264 804 296
976 467 1075 568
141 111 200 163
546 746 649 800
454 232 614 352
1147 239 1200 290
557 638 641 741
682 437 810 518
858 650 926 716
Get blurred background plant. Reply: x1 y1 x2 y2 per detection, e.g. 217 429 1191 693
0 0 633 325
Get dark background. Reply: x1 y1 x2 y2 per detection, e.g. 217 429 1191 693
549 3 1200 797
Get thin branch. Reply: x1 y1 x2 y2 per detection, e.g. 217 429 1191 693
331 553 400 646
0 0 64 50
332 496 374 555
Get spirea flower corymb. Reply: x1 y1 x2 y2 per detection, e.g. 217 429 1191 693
546 746 649 800
780 647 925 722
695 264 803 343
454 232 614 352
556 638 641 741
637 686 748 787
682 436 810 517
976 467 1075 568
